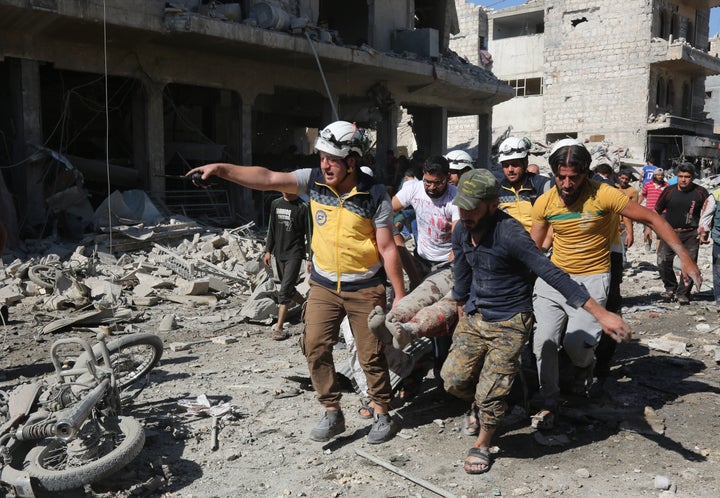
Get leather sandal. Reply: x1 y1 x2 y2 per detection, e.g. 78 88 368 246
464 447 492 474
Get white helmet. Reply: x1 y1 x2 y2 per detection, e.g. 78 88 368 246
498 136 529 163
315 120 367 158
445 150 474 171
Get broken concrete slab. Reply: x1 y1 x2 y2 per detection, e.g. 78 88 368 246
133 296 159 306
41 307 132 334
164 294 218 307
175 279 210 296
207 276 230 294
135 272 174 289
0 284 23 305
646 333 688 355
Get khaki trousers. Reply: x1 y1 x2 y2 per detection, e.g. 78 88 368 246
303 280 392 408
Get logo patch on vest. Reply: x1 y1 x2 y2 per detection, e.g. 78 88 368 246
315 210 327 225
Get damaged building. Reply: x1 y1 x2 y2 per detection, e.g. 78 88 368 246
0 0 513 248
488 0 720 172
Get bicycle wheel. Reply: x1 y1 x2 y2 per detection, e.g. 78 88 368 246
24 416 144 492
28 265 56 290
76 334 163 391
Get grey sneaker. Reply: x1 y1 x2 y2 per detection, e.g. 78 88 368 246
367 413 397 444
309 410 346 442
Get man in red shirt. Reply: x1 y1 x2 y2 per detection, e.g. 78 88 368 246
639 168 668 251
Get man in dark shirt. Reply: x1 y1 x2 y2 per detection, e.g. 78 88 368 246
263 192 311 339
654 162 709 304
440 169 631 475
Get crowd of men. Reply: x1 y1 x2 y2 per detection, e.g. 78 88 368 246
188 120 717 476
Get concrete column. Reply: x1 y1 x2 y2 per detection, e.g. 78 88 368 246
230 94 254 221
429 107 448 155
131 88 148 186
146 82 166 193
375 105 399 185
477 112 491 169
10 58 44 233
405 106 447 158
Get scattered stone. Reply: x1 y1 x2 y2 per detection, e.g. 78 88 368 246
212 335 237 345
575 468 591 478
511 485 533 495
646 335 687 355
158 314 178 331
654 475 671 490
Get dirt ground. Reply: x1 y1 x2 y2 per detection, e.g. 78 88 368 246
1 229 719 498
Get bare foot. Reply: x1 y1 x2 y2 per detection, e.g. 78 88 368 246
389 320 417 350
368 305 393 344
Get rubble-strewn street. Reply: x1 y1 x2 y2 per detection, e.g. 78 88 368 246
1 221 719 498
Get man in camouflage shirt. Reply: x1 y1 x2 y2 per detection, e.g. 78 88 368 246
441 169 631 475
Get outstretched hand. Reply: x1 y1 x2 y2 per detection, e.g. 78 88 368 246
599 311 632 344
186 164 222 187
680 260 703 292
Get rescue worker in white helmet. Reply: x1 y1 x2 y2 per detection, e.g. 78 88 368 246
497 136 551 232
187 120 405 444
445 149 475 186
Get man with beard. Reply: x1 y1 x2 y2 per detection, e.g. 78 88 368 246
391 154 459 382
440 169 632 475
187 120 406 445
529 139 702 430
392 155 459 275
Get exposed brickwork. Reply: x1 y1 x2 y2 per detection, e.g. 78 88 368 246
489 0 716 162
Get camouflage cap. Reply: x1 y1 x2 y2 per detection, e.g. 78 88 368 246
453 169 499 210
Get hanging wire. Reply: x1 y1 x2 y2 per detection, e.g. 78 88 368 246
304 31 339 121
102 0 113 251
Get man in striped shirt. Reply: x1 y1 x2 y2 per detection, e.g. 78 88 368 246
639 168 668 251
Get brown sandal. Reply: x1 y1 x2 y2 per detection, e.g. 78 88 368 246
272 327 290 341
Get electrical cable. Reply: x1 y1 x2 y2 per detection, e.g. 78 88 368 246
305 31 339 121
102 0 113 251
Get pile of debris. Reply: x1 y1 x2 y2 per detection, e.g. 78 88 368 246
0 218 303 337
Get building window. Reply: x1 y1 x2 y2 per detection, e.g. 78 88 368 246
492 11 545 40
659 10 667 39
656 77 665 107
682 82 692 117
504 77 543 97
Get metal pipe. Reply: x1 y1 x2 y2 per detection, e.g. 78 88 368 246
54 378 110 440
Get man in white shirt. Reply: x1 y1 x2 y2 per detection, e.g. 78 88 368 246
392 155 459 275
391 154 459 382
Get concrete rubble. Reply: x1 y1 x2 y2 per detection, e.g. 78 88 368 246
0 194 307 334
